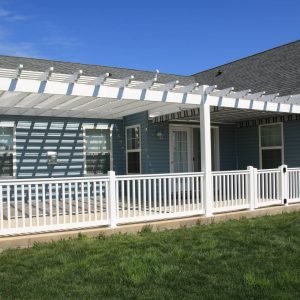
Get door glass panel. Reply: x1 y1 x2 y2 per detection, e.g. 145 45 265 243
173 131 188 173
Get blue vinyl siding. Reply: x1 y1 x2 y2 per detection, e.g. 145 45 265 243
146 122 169 173
0 115 125 178
219 124 237 170
236 126 259 169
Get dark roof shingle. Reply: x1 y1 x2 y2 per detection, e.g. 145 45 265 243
192 40 300 96
0 55 195 85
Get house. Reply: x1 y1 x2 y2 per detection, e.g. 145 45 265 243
0 40 300 235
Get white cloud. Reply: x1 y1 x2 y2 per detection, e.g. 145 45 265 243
0 8 28 21
0 40 39 57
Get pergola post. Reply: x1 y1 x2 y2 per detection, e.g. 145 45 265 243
200 98 213 216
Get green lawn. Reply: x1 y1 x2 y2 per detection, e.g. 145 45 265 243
0 213 300 299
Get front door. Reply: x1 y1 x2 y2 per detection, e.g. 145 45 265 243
170 127 192 173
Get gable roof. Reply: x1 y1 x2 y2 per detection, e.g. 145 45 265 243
0 55 195 85
0 40 299 96
192 40 300 96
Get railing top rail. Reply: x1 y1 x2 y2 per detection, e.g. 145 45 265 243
0 175 109 185
287 167 300 171
257 168 281 173
212 170 250 175
116 172 204 180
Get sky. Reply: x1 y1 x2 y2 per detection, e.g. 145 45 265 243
0 0 299 75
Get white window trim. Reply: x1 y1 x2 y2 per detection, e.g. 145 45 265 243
125 124 141 174
83 125 113 175
259 122 284 169
0 122 16 178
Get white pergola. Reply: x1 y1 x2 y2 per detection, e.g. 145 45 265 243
0 64 300 215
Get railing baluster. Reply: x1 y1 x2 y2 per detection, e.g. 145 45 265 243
7 186 11 228
49 183 52 225
21 185 25 228
127 180 130 218
35 184 39 227
138 179 141 217
143 179 147 216
148 179 152 215
55 183 59 224
69 182 73 223
93 181 97 221
196 175 199 210
62 183 66 224
14 185 18 228
0 186 3 230
100 181 103 221
168 177 172 213
132 179 136 218
42 184 46 226
81 182 85 222
182 177 186 212
87 181 91 222
158 178 162 214
75 182 79 223
163 178 167 213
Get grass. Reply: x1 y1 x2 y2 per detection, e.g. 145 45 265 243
0 213 300 299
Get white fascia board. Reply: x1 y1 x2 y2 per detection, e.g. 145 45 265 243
207 95 300 114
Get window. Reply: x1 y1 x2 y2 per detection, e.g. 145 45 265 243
84 128 112 175
259 123 283 169
0 126 14 177
126 125 141 173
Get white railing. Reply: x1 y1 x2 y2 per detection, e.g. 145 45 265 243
257 168 282 207
0 176 110 236
116 172 204 223
212 170 250 213
0 165 299 236
287 168 300 203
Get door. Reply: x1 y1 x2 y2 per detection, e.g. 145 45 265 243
170 127 192 173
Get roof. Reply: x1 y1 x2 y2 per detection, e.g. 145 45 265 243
0 40 299 96
0 55 195 85
192 40 300 96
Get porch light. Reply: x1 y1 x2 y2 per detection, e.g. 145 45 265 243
156 131 164 140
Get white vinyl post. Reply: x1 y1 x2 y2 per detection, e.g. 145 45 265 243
200 99 213 216
108 171 118 227
247 166 257 211
279 165 288 206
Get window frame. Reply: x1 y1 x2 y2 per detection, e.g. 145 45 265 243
125 124 141 174
83 124 113 175
259 122 284 169
0 122 16 178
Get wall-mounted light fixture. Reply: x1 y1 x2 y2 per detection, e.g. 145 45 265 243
156 131 164 140
47 151 58 165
